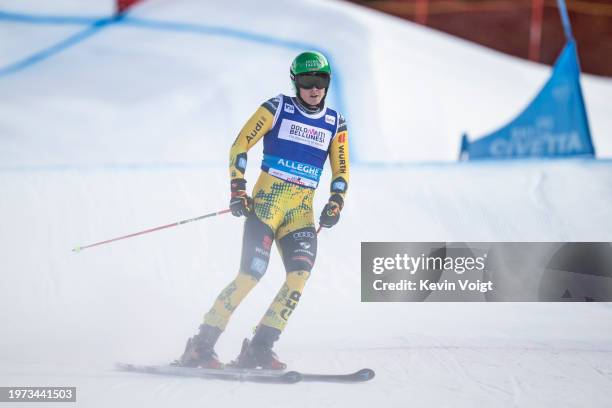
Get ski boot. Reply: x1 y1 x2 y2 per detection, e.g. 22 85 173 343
177 324 223 369
229 325 287 370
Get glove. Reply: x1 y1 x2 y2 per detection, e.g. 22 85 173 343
319 194 344 228
230 178 253 217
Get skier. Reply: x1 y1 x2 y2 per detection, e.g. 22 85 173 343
178 51 350 370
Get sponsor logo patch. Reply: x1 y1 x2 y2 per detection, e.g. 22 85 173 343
337 145 347 173
280 291 302 320
284 103 295 114
293 231 316 240
296 248 315 257
325 114 336 125
262 236 273 251
332 180 347 192
268 168 318 188
247 119 265 143
250 257 268 276
277 158 321 178
237 157 247 170
255 247 270 257
278 119 332 151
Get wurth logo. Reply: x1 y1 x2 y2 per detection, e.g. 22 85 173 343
337 145 347 173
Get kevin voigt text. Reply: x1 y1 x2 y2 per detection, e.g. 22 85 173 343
373 279 494 293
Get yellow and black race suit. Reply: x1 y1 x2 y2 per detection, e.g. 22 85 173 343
203 94 350 338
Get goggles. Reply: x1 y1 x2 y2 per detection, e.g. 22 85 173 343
295 73 330 90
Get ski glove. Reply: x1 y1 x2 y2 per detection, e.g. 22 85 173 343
319 194 344 228
230 178 253 217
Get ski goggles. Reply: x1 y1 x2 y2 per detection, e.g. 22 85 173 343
295 73 330 90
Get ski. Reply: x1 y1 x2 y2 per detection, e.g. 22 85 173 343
300 368 375 383
116 363 301 384
116 363 375 384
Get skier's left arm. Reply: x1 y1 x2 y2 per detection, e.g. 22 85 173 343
319 115 350 228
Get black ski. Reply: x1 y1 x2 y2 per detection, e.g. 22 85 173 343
300 368 375 383
116 363 301 384
116 363 375 384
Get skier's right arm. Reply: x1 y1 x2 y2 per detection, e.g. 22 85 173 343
228 97 278 217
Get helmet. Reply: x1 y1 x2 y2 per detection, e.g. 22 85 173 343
290 51 331 89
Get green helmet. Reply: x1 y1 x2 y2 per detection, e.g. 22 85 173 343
290 51 331 86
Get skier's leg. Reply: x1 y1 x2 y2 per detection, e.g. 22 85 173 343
200 172 288 332
234 226 316 369
249 269 311 368
202 214 275 329
258 226 317 332
179 214 274 367
256 185 317 334
228 176 316 369
201 273 259 329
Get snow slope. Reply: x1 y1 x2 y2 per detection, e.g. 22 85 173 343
1 0 612 165
1 1 612 407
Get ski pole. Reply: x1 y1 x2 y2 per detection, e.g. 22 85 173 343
72 209 231 253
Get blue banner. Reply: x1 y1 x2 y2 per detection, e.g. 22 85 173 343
557 0 574 40
460 39 595 160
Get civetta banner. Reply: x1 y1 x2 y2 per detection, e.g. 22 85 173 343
459 0 595 160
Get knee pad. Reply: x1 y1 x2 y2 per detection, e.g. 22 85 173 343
239 215 274 279
278 227 317 273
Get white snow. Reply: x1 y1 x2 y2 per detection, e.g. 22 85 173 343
1 0 611 407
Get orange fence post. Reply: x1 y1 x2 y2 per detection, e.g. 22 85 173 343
117 0 142 14
529 0 544 62
415 0 429 25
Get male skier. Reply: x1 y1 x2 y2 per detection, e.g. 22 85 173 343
178 51 350 370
